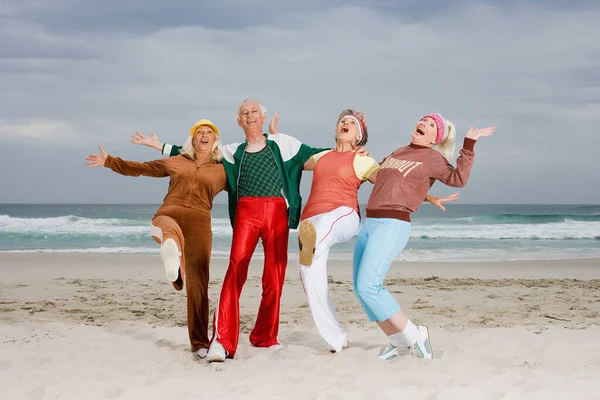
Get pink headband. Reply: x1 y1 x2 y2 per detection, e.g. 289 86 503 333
421 113 445 144
341 115 364 142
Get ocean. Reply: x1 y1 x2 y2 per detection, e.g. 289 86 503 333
1 204 599 262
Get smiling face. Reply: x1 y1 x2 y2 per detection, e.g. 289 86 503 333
237 100 266 133
193 125 216 153
336 116 362 144
411 117 439 147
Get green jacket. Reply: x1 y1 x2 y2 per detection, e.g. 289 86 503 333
162 133 326 229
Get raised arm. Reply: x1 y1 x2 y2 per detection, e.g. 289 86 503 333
130 132 183 157
86 146 168 178
431 126 495 187
268 112 280 135
266 112 330 166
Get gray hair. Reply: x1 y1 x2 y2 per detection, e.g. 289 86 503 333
180 135 223 162
336 108 369 147
236 98 267 119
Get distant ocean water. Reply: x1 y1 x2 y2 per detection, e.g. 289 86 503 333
1 204 599 262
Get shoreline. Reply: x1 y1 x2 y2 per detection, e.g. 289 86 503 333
1 253 599 282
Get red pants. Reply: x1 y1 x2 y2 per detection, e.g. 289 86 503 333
211 197 289 357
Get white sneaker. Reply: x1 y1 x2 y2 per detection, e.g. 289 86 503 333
194 348 208 359
206 340 227 363
378 344 410 360
160 238 181 282
410 325 433 359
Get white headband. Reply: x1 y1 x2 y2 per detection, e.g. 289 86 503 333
341 115 363 142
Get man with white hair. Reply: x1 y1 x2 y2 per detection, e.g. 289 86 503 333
133 98 326 361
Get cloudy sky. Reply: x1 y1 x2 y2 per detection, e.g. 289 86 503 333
1 0 599 204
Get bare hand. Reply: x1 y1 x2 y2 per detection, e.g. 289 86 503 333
465 126 495 141
85 146 108 168
269 112 280 135
428 192 459 212
130 132 162 150
353 144 371 157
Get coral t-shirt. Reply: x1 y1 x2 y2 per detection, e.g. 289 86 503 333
301 150 380 220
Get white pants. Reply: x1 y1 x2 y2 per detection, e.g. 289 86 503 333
298 206 360 352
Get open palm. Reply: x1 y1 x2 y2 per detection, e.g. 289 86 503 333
466 126 496 140
85 146 108 168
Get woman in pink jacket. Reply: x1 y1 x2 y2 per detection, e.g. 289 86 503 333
353 113 495 360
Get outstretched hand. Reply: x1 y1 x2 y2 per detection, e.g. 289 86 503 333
269 112 280 135
352 144 371 157
85 146 108 168
428 192 459 212
130 132 162 150
466 126 496 141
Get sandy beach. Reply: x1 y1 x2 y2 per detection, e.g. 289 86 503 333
1 253 600 399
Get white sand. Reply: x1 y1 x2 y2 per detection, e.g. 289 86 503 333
1 254 600 399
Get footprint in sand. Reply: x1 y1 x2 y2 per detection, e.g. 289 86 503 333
103 387 125 399
0 358 11 371
25 387 45 400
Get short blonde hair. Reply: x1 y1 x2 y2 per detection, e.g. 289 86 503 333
180 135 223 162
336 108 369 146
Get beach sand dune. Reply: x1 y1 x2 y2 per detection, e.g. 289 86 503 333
1 254 599 399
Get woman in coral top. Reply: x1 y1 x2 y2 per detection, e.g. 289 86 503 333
354 113 495 360
270 111 455 354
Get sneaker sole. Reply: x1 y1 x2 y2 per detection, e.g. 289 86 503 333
298 220 317 266
160 238 180 282
426 326 433 359
206 353 225 363
378 350 399 360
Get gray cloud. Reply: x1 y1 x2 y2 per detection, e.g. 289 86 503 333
0 1 599 204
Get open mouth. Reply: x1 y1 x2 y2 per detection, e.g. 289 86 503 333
416 127 425 135
341 127 349 133
199 139 209 143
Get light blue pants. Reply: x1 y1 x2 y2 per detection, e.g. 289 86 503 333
353 217 411 322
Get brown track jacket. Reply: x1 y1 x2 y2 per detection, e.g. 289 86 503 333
104 154 227 212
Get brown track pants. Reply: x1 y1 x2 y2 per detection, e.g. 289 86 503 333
151 205 213 352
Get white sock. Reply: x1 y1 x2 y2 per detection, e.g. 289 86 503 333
400 320 419 346
388 332 410 348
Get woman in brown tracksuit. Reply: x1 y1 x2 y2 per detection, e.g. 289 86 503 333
85 119 227 358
